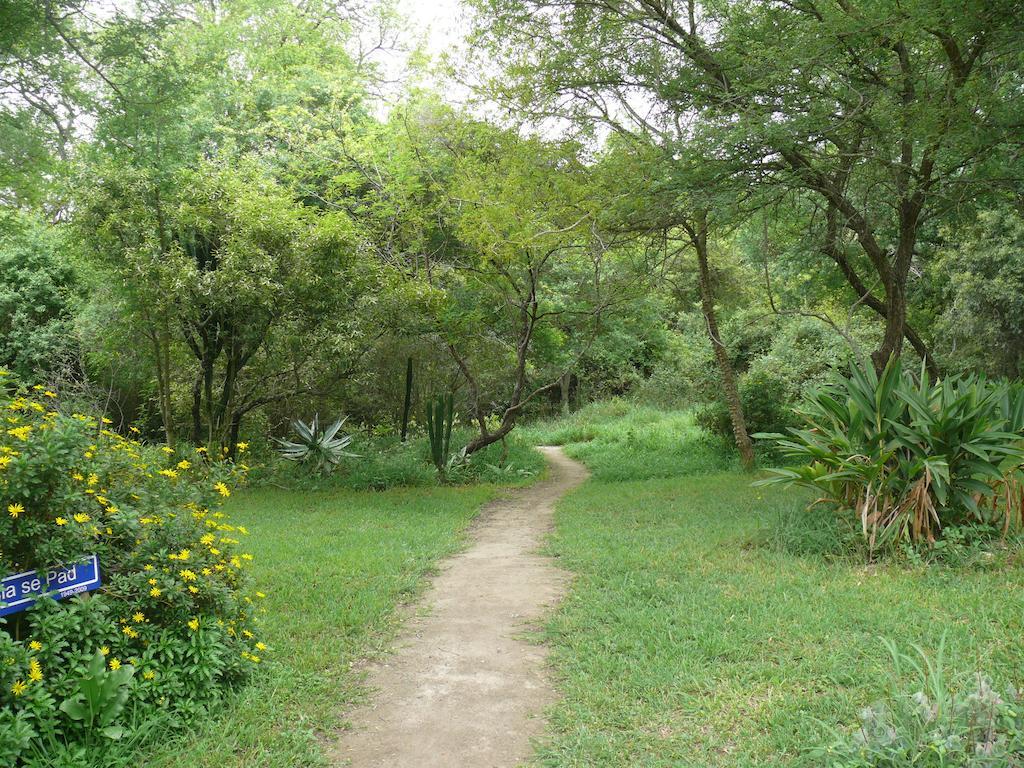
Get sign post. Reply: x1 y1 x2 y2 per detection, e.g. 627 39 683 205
0 555 102 618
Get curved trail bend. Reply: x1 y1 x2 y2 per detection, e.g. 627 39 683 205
333 446 588 768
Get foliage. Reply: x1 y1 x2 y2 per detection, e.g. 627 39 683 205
0 373 262 766
814 639 1024 767
275 416 357 475
757 361 1024 553
932 206 1024 378
0 215 79 380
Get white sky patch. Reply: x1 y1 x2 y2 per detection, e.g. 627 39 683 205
398 0 468 58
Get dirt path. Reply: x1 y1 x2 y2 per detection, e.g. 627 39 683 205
332 446 588 768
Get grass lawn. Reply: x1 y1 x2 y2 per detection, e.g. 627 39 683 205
531 404 1024 766
141 483 501 768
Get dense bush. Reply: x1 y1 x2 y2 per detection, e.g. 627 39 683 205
0 215 79 380
693 318 873 458
694 368 796 455
0 373 263 766
758 361 1024 554
815 639 1024 766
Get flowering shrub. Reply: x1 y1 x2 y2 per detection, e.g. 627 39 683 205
814 639 1024 766
0 372 264 766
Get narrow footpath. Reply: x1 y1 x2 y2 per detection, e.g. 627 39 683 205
332 446 589 768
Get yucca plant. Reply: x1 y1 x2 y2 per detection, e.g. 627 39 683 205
756 360 1024 553
276 415 358 474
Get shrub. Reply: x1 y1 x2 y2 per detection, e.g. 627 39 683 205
757 360 1024 555
694 368 797 453
814 638 1024 766
0 373 264 766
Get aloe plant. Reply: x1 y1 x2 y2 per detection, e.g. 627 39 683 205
276 415 357 474
425 394 455 474
756 360 1024 552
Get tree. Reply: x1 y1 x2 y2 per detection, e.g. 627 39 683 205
470 0 1022 374
72 0 371 449
345 104 626 454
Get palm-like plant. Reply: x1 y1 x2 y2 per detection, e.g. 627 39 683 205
756 360 1024 552
276 415 358 474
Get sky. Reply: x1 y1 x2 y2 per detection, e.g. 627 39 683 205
398 0 467 59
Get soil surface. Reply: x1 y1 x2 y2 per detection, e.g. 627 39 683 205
332 446 588 768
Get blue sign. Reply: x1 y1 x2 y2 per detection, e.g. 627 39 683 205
0 555 102 618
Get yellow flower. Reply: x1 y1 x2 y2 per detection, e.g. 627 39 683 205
122 626 138 638
87 473 98 486
73 513 91 524
0 456 11 469
43 390 57 398
149 587 162 597
214 482 230 498
129 426 140 434
179 569 197 582
142 670 155 680
158 469 178 479
187 585 199 594
161 446 174 454
133 612 145 623
11 680 27 696
255 591 266 599
236 442 248 452
195 446 207 454
176 459 191 470
55 517 67 526
28 659 42 682
109 658 121 670
255 642 266 651
71 472 84 481
187 618 200 632
7 426 31 440
29 641 42 652
8 502 23 518
100 646 109 656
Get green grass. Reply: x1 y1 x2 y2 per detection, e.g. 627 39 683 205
140 483 502 768
252 428 546 491
522 400 736 481
531 405 1024 766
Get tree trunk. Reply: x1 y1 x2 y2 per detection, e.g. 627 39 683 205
692 212 756 472
400 356 413 442
560 371 571 416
